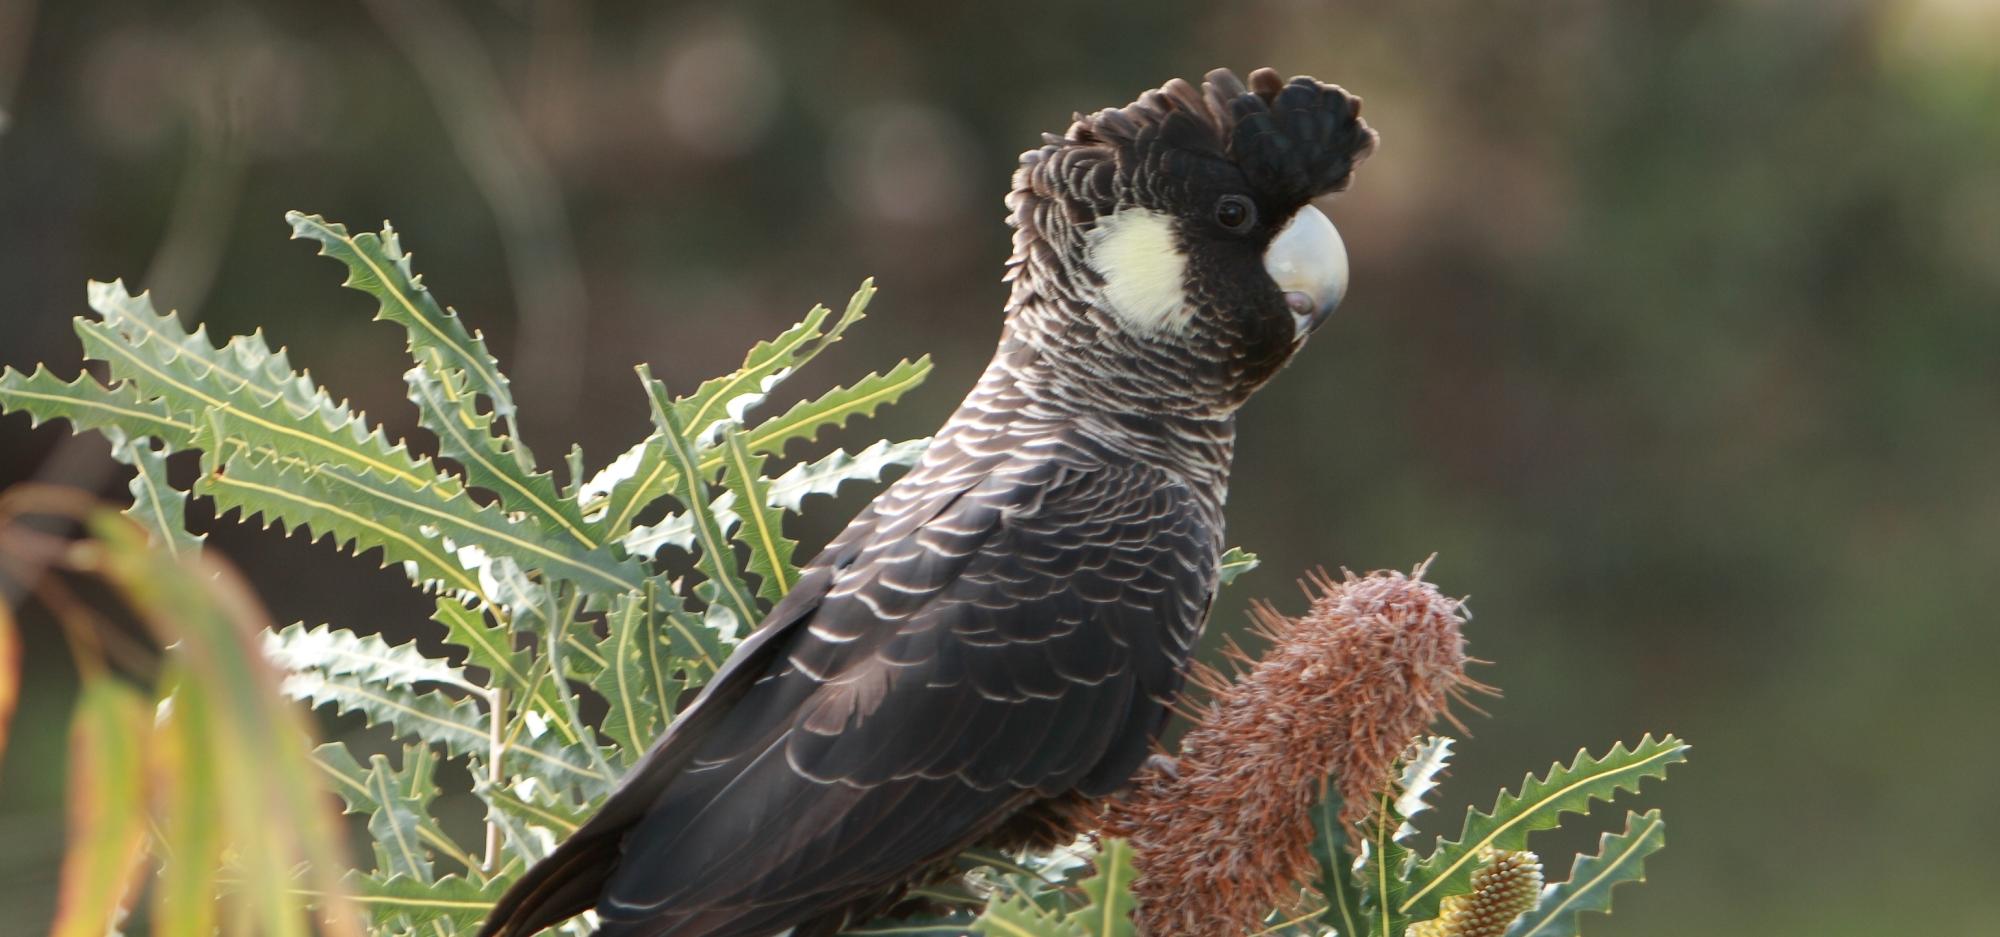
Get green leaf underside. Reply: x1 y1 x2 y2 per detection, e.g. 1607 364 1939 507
268 624 608 798
1504 810 1667 937
624 437 927 559
1401 735 1688 921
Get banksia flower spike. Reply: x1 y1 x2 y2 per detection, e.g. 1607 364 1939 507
1410 850 1544 937
1100 562 1484 936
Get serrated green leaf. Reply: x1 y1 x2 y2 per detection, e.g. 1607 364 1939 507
364 749 442 882
199 452 484 599
79 280 436 489
718 429 798 604
1504 810 1666 937
264 622 476 696
406 360 601 549
1217 546 1259 586
974 894 1088 937
596 356 931 538
674 278 874 443
110 435 204 559
624 437 925 560
1401 736 1687 921
476 771 591 868
431 598 583 749
347 871 503 934
271 640 609 799
310 742 481 880
585 587 687 761
0 365 197 447
640 366 762 633
288 213 519 433
199 450 643 601
745 355 933 459
1063 839 1137 937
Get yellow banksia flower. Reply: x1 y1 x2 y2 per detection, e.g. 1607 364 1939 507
1411 849 1544 937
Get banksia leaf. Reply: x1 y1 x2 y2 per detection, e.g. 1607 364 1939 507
742 355 932 459
672 278 874 442
974 895 1089 937
1502 811 1666 937
586 283 896 533
110 435 204 559
1411 851 1542 937
312 742 482 880
1101 565 1473 937
623 437 926 560
348 871 505 934
288 213 520 432
266 624 610 798
406 361 601 548
0 365 196 448
1401 737 1686 922
641 366 762 632
477 772 591 866
361 746 447 882
719 429 799 603
432 598 589 749
1217 547 1259 586
1064 839 1139 937
1309 785 1366 937
199 449 644 600
585 588 688 761
77 280 436 489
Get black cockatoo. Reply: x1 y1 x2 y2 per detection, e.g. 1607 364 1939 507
479 67 1376 937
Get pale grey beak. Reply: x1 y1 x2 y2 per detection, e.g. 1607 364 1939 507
1263 204 1349 338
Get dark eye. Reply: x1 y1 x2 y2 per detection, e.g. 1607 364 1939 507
1214 194 1255 232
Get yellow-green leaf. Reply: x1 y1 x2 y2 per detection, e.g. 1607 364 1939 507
50 676 151 937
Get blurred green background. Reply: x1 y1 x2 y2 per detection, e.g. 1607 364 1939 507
2 1 1996 934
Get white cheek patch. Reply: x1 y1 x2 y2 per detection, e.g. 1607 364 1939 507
1084 208 1191 334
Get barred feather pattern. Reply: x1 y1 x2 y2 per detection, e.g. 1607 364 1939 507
1100 566 1475 937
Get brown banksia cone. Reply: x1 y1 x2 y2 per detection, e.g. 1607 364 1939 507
1409 850 1544 937
1099 562 1485 937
